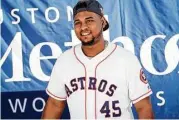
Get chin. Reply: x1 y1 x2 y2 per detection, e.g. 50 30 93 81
80 37 92 43
81 39 95 46
82 39 92 43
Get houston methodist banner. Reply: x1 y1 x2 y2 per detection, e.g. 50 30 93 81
1 0 179 119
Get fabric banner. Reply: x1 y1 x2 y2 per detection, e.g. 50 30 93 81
1 0 179 119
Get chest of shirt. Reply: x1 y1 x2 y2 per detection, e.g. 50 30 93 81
63 60 129 98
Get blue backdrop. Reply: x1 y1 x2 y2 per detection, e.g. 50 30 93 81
1 0 179 119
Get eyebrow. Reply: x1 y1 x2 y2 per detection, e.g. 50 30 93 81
74 19 80 23
85 17 94 20
74 17 94 22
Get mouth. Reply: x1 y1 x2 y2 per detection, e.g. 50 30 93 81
81 31 91 36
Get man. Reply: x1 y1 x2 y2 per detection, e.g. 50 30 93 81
41 0 154 119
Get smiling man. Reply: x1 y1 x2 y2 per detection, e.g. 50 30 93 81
41 0 154 119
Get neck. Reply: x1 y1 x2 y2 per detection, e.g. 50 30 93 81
81 38 106 57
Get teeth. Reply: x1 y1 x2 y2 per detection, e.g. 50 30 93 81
81 32 90 36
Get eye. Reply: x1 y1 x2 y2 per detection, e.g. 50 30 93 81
86 19 94 24
74 21 81 26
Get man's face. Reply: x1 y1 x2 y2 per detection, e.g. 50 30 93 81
74 11 103 46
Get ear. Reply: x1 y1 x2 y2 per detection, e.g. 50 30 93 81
101 17 106 28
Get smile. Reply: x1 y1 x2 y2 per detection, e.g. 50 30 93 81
81 32 91 36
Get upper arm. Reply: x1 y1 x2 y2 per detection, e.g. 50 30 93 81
42 56 68 119
134 97 154 119
46 57 67 100
41 96 66 119
134 97 151 111
127 55 152 103
127 55 154 118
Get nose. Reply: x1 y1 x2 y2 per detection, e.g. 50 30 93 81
81 22 88 31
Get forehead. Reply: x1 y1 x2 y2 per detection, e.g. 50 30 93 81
74 11 101 20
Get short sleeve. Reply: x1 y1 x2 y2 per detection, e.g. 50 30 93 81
46 57 67 101
127 55 152 104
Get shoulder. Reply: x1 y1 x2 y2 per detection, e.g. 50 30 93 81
111 43 137 60
111 43 142 72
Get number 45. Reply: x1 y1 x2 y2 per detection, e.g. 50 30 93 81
100 100 121 117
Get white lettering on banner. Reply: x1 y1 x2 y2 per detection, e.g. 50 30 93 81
8 98 27 113
1 33 178 83
45 7 60 23
67 6 73 22
0 32 30 82
11 9 20 24
6 91 165 114
32 97 45 112
140 35 179 75
112 37 135 54
156 91 165 106
165 34 179 73
26 8 39 24
0 9 3 24
1 7 61 24
29 42 62 81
